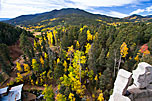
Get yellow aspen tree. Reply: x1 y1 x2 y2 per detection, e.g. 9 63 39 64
50 32 53 45
53 30 57 45
47 32 53 47
120 42 128 57
16 62 22 72
34 39 37 50
85 43 91 54
69 93 75 101
80 25 88 33
106 52 110 58
56 93 66 101
59 50 89 99
97 90 104 101
31 79 34 85
16 73 23 82
129 56 132 60
40 71 46 84
72 50 86 95
63 60 68 72
42 84 55 101
95 74 98 81
23 64 30 72
44 53 48 59
92 94 95 99
57 58 60 64
134 54 140 61
80 27 83 33
118 42 128 70
36 80 39 85
40 56 44 65
87 30 93 41
47 70 53 80
76 41 80 49
93 32 98 40
32 59 39 72
67 45 74 65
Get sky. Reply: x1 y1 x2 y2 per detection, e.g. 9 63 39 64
0 0 152 18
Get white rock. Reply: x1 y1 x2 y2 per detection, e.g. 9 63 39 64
109 93 131 101
113 69 132 95
132 62 152 88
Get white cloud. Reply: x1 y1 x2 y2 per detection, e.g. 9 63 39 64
0 0 150 18
86 9 128 18
108 11 129 18
69 0 148 7
146 6 152 12
130 5 152 15
130 9 145 15
0 0 63 18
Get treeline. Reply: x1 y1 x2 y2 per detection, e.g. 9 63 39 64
2 22 152 100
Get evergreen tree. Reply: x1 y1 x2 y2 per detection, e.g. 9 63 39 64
19 32 35 61
78 29 87 51
0 55 11 75
0 43 13 66
61 33 69 50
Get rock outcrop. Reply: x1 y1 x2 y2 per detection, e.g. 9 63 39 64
109 62 152 101
113 69 132 95
132 62 152 88
109 93 131 101
109 69 132 101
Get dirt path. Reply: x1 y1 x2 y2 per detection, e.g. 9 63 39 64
23 85 45 91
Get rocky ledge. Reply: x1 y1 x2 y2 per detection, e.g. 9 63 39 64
109 62 152 101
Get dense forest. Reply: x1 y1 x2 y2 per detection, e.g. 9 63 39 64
1 21 152 100
0 8 152 100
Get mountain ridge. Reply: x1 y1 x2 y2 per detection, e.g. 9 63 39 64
5 8 127 26
5 8 152 26
124 14 152 22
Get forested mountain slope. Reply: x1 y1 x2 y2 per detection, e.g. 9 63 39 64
124 14 152 22
5 8 128 26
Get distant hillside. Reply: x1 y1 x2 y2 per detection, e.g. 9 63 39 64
124 14 152 22
0 18 11 21
145 15 152 18
5 8 128 26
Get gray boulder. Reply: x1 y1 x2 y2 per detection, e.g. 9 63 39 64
132 62 152 88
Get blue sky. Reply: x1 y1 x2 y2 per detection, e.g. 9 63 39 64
0 0 152 18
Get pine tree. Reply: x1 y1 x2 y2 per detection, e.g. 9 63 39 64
96 49 106 72
0 55 11 75
61 33 69 50
0 43 13 66
19 32 35 61
78 29 87 50
41 32 47 53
